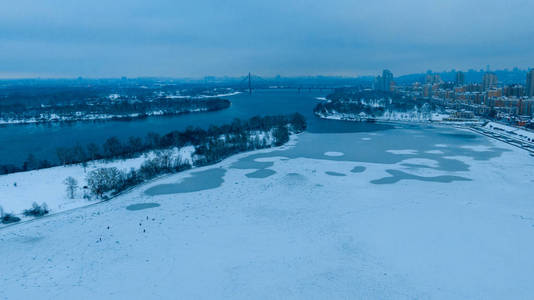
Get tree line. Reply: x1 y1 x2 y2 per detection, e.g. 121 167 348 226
85 113 306 198
0 113 306 175
0 98 230 123
314 88 437 117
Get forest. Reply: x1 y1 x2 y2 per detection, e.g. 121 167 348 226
0 98 230 124
0 82 235 124
314 88 437 117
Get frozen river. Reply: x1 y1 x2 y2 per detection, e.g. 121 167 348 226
2 124 534 299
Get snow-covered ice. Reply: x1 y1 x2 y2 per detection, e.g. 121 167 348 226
425 150 445 154
1 127 534 299
323 151 344 157
386 149 418 155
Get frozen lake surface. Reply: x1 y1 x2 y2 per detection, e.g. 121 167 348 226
1 125 534 299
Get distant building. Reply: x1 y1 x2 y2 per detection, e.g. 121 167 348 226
527 69 534 97
482 72 498 90
451 110 475 120
375 70 394 92
518 98 534 116
503 85 524 97
423 84 432 98
455 71 465 86
425 73 442 85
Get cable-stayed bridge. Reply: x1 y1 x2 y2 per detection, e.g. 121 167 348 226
236 73 338 94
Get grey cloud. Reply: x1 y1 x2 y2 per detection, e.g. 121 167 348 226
0 0 532 77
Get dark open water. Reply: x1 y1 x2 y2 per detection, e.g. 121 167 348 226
0 89 391 165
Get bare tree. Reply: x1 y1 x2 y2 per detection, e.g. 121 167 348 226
64 176 78 199
86 167 123 197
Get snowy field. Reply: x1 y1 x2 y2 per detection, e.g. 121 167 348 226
484 121 534 142
1 127 534 299
0 147 194 216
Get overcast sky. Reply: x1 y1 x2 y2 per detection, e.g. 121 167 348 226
0 0 533 78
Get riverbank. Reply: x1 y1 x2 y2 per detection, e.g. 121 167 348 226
0 146 194 222
0 109 204 126
167 91 242 99
315 112 534 155
315 110 487 128
0 99 231 126
468 122 534 154
315 110 449 123
0 129 300 227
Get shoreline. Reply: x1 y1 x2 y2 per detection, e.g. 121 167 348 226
166 91 242 99
316 113 534 154
0 134 299 230
0 106 231 127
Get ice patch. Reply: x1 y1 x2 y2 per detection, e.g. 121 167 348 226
399 158 440 168
126 203 160 211
325 171 346 177
371 169 471 184
361 137 372 141
386 149 418 155
350 166 366 173
324 151 344 157
435 144 448 148
460 145 493 152
245 169 276 179
145 168 226 195
425 150 445 155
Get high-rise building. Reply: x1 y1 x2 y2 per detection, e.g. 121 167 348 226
375 69 394 92
425 73 442 85
455 71 465 86
482 72 498 90
503 85 524 98
527 69 534 97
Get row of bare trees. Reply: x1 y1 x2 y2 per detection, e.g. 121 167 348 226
84 114 306 198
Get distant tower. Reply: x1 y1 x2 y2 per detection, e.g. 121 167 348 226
248 72 252 95
383 69 393 91
455 71 465 86
527 69 534 97
375 69 394 92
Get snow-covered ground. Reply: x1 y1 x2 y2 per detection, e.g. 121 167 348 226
483 121 534 142
0 108 210 125
0 129 276 221
0 147 194 217
317 110 450 123
1 129 534 299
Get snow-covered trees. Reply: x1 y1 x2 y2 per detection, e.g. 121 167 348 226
64 176 79 199
23 202 49 217
86 151 192 198
139 151 190 179
86 167 124 197
273 125 290 146
0 206 20 224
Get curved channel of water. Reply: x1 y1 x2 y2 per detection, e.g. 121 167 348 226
0 89 392 165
